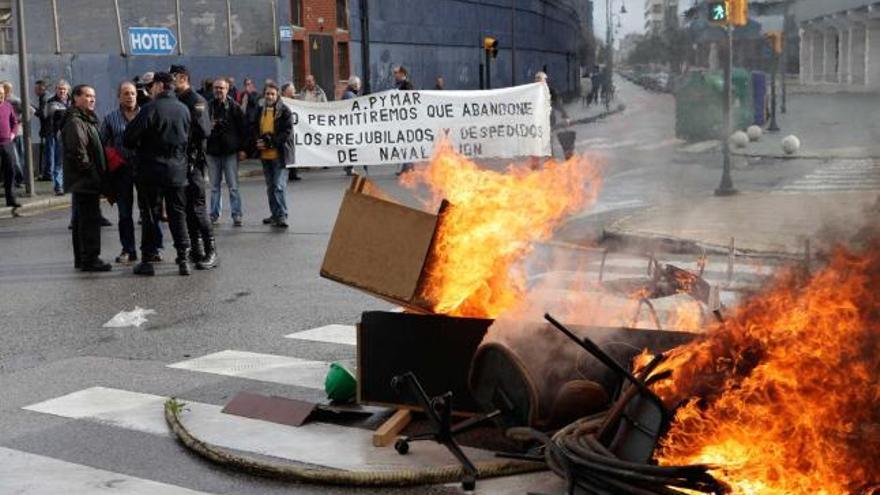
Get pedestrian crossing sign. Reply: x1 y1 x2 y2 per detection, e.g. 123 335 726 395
708 1 728 23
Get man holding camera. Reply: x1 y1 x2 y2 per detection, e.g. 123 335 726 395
254 82 294 229
170 64 218 270
207 78 247 226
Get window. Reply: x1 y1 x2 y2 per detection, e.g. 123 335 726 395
338 42 351 80
336 0 349 30
292 40 305 90
291 0 303 26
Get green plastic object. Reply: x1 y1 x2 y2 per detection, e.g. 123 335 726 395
325 362 357 403
675 69 754 142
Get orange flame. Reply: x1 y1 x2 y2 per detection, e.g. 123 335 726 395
401 144 602 318
649 244 880 494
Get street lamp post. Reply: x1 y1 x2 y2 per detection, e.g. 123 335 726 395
715 24 737 196
15 0 35 197
605 0 626 81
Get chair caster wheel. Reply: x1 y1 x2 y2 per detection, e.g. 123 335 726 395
390 376 403 393
462 476 476 491
394 438 410 455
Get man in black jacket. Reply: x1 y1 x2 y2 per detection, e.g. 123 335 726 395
124 72 193 276
171 64 217 270
62 84 111 272
206 78 247 226
252 82 295 229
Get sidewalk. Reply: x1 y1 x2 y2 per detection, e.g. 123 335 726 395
688 91 880 160
0 160 267 219
603 190 879 257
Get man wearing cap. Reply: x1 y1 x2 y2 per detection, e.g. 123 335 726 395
170 64 218 270
124 72 193 276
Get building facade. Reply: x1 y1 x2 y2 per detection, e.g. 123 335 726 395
796 0 880 89
0 0 588 119
644 0 677 34
0 0 292 119
347 0 587 95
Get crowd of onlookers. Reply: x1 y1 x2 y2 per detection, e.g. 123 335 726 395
0 64 423 275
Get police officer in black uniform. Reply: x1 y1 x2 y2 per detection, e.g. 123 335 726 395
124 72 193 276
170 64 218 270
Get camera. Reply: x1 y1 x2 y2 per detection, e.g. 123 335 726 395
259 133 275 149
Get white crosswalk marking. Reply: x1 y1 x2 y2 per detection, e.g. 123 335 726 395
0 447 215 494
285 324 356 346
781 159 880 192
167 350 330 389
23 387 497 472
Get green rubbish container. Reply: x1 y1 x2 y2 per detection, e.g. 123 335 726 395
675 69 753 142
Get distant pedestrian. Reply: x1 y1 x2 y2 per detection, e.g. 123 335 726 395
279 82 301 181
253 82 295 229
589 67 601 105
62 84 111 272
301 75 327 102
198 78 214 101
341 76 367 177
238 78 260 155
434 76 445 90
46 79 71 195
281 82 296 99
171 64 218 271
33 80 51 179
207 78 247 226
135 72 154 107
393 66 414 175
227 76 239 102
0 84 21 208
535 71 570 127
100 81 142 264
393 65 414 91
1 82 24 188
124 72 192 276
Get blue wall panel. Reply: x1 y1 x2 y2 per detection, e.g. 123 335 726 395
349 0 582 94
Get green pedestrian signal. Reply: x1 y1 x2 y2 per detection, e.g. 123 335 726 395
708 1 728 23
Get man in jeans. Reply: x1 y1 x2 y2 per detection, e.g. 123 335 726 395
253 83 294 229
46 79 70 195
100 81 142 264
207 78 247 226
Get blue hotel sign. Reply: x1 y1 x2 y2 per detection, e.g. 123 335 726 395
128 27 178 56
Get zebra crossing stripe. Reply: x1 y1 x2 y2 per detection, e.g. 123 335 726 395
285 324 356 346
0 447 214 494
167 350 330 390
22 387 495 472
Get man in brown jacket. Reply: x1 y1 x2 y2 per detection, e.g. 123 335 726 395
63 84 111 272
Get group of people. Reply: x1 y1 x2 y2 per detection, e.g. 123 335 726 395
56 65 295 275
3 62 549 275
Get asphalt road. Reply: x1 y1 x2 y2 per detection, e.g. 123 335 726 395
0 79 844 494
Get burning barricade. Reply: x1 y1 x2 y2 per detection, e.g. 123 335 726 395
320 145 763 491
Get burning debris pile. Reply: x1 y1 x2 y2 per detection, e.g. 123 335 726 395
643 243 880 495
321 146 880 494
400 142 603 318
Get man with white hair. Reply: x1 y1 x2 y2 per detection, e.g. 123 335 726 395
341 76 365 176
534 71 570 128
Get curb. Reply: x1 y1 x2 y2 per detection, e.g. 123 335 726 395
601 226 805 260
0 194 72 220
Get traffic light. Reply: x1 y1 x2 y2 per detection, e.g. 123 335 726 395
483 36 498 59
707 1 728 24
729 0 748 27
765 31 782 55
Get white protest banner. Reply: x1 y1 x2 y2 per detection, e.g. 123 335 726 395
283 83 551 167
